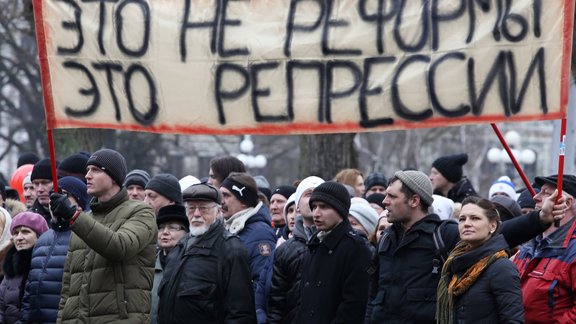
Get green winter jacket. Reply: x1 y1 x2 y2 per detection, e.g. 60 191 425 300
57 188 157 323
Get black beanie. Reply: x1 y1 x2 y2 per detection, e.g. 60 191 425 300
272 185 296 200
516 188 539 209
146 173 183 205
366 193 386 210
124 169 151 188
309 181 351 218
432 153 468 183
31 158 60 181
86 149 127 187
17 152 40 168
58 153 89 178
156 204 189 231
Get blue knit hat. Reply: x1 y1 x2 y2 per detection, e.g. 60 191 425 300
59 176 91 211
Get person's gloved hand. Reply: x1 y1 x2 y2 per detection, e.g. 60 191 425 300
50 193 77 220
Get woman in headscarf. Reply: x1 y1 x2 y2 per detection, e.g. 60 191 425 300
436 196 524 323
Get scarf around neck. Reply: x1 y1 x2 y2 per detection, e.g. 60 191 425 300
436 240 508 324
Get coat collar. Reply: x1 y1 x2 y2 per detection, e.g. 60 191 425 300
91 188 128 214
308 219 354 250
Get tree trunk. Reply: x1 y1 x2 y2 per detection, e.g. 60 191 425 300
299 133 357 180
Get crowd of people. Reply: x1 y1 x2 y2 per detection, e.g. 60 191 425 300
0 149 573 323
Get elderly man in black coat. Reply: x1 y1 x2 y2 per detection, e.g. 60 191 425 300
295 181 372 324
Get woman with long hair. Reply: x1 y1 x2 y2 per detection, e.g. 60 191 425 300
436 196 524 323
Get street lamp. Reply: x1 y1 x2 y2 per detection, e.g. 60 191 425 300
486 130 536 179
237 135 267 169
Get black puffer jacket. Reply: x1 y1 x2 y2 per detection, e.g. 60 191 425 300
443 234 524 323
366 211 550 323
158 220 256 323
0 247 32 324
267 216 308 324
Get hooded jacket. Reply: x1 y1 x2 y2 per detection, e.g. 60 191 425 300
20 220 72 324
514 217 576 323
267 215 309 324
0 247 32 324
57 188 157 323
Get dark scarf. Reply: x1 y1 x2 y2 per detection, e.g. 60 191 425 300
436 240 508 324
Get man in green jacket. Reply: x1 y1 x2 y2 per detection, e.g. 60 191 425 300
50 148 157 323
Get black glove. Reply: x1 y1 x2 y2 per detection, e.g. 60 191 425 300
50 193 77 220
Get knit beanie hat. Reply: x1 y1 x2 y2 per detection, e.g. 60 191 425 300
31 158 60 181
59 176 90 211
516 188 538 209
309 181 351 218
432 153 468 183
394 170 435 206
295 176 325 207
431 194 454 220
488 176 516 199
11 211 49 236
146 173 183 205
179 175 200 192
283 193 297 223
86 149 127 187
349 203 379 234
124 169 151 188
366 193 385 210
17 152 40 168
365 172 388 191
58 153 89 179
272 185 296 200
490 195 522 221
156 204 189 230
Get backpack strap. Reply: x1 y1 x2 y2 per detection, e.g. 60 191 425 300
432 219 457 264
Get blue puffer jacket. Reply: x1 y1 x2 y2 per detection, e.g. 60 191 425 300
225 202 276 324
19 222 72 324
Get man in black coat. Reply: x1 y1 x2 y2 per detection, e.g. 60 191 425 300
157 183 256 323
295 181 372 324
366 170 568 324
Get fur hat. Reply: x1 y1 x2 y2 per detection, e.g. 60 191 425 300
31 158 59 181
309 181 351 218
59 176 90 211
156 205 189 230
58 153 89 179
365 172 388 191
11 211 49 236
432 153 468 183
294 176 325 207
349 203 379 234
516 188 539 209
394 170 435 206
490 195 522 221
146 174 183 205
86 149 127 187
123 169 151 188
488 176 517 199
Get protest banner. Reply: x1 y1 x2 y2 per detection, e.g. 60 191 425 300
34 0 575 135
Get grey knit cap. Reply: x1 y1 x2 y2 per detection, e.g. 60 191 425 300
394 170 434 206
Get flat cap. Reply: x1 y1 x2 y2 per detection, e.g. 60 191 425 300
183 183 222 203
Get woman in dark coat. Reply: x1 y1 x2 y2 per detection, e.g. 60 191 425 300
437 197 524 324
0 212 48 324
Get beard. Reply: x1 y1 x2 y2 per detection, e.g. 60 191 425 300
189 224 209 236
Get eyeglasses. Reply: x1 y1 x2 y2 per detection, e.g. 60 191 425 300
187 205 217 214
158 224 186 232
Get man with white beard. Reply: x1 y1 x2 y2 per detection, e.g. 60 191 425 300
157 183 256 323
